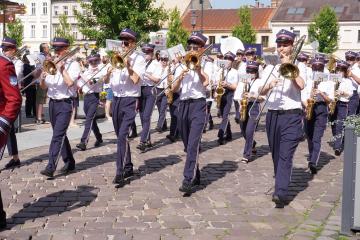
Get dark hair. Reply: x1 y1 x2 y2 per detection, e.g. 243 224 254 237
336 67 349 78
39 43 47 53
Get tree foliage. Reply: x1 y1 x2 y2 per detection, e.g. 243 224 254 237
75 0 168 47
6 18 24 47
55 14 75 45
166 7 189 48
232 6 256 44
308 5 339 53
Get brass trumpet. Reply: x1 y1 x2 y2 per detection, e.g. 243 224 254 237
110 42 141 69
184 44 213 70
43 46 81 75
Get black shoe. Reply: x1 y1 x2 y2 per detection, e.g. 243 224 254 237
59 162 75 174
76 142 86 151
0 220 6 230
209 121 214 130
308 162 317 175
225 135 232 141
162 125 168 131
218 138 225 145
334 149 341 156
155 127 163 133
235 118 240 124
166 135 176 143
202 128 207 133
179 181 196 194
128 132 138 139
112 174 125 187
136 142 146 151
40 168 54 178
124 170 134 179
272 195 286 208
94 139 103 147
252 141 257 154
4 159 20 169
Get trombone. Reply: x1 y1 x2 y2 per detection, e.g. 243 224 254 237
110 41 142 69
247 35 306 121
20 46 81 93
184 44 213 70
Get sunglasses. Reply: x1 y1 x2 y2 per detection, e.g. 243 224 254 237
122 41 130 47
187 45 199 51
160 58 168 62
224 57 233 61
89 60 99 65
246 69 258 73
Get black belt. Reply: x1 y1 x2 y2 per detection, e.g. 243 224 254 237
50 98 72 103
315 102 326 105
338 100 348 104
181 98 205 103
268 108 302 115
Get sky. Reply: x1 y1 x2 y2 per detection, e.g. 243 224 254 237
209 0 272 9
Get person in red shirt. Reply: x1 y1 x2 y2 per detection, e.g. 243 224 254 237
0 36 22 230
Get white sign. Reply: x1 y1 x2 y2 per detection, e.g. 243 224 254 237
167 44 186 61
217 59 231 69
238 74 253 83
329 73 342 83
105 39 122 52
314 72 329 82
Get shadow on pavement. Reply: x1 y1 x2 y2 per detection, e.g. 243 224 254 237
6 185 98 230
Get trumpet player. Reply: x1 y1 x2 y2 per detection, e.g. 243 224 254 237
172 32 209 194
76 53 105 151
234 61 264 163
259 29 305 208
39 38 81 178
216 52 238 145
303 57 333 174
331 60 353 156
103 28 146 186
345 51 360 116
137 43 161 152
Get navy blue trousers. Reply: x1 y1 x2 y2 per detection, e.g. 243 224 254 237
47 99 74 171
240 102 259 159
348 91 359 116
112 97 137 175
139 86 156 142
81 93 102 144
169 92 180 137
304 103 328 166
331 101 348 151
234 100 240 121
6 123 18 156
204 101 213 128
156 88 168 129
178 98 206 183
266 110 303 199
218 90 234 138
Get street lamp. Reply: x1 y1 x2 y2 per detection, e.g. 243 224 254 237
191 10 197 33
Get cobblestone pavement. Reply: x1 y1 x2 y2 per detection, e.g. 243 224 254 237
0 115 358 240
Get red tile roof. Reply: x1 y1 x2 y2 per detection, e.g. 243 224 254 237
182 8 276 32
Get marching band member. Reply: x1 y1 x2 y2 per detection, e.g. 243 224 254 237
303 57 334 174
104 28 146 186
0 39 22 229
259 29 305 208
203 55 215 132
76 53 105 151
234 49 246 124
39 37 81 178
137 43 161 152
345 51 360 116
235 61 264 163
155 52 169 134
166 53 183 142
331 60 353 156
1 37 21 169
172 32 209 194
244 47 263 77
216 52 238 145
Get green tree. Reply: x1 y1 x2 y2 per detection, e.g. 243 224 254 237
232 6 256 44
55 14 75 45
6 18 24 47
308 5 339 53
166 7 189 48
76 0 168 47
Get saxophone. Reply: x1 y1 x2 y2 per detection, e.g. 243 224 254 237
216 67 225 108
305 77 320 121
328 78 340 115
240 81 249 122
165 64 173 104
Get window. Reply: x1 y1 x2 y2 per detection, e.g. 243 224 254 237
209 36 215 44
42 2 47 15
72 24 78 39
63 6 68 15
261 36 269 47
54 6 59 15
31 2 36 15
358 30 360 42
72 6 77 15
42 25 47 38
287 7 305 14
221 35 228 39
333 6 344 14
293 30 300 40
31 25 35 38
